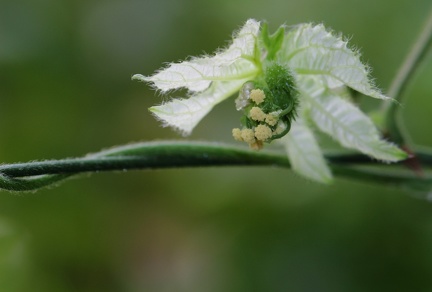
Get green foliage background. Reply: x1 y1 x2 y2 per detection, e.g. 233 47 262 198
1 0 432 291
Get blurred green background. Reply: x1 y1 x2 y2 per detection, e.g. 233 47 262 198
1 0 432 291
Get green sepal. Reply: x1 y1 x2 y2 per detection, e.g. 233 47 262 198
261 22 285 61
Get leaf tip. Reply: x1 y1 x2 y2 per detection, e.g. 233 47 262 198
148 106 158 113
132 74 147 82
322 173 334 184
393 148 410 161
375 143 410 162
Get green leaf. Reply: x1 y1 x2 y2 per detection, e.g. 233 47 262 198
281 118 333 183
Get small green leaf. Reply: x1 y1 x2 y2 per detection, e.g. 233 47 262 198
261 22 285 60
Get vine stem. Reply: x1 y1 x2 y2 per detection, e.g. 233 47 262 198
1 141 432 192
382 9 432 145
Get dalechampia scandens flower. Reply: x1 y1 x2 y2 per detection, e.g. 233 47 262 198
133 19 408 183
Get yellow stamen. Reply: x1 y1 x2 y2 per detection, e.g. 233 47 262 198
232 128 243 141
265 113 278 126
250 89 265 104
254 124 272 141
249 107 266 122
241 129 256 144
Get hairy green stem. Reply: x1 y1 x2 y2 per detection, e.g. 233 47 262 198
1 141 432 192
383 9 432 145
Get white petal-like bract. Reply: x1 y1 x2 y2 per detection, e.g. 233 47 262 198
281 118 333 183
150 79 249 135
279 24 389 100
133 19 260 92
299 76 407 162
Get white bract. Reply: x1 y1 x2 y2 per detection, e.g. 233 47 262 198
133 19 261 135
134 19 407 183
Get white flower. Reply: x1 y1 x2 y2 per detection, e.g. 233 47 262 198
134 20 407 183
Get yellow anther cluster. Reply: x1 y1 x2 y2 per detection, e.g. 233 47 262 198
232 87 283 150
233 110 280 149
233 128 256 144
249 107 266 122
250 89 265 104
232 128 243 141
232 125 272 150
265 113 278 126
254 125 272 141
241 129 256 144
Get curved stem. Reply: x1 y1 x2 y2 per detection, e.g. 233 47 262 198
383 9 432 145
1 141 432 192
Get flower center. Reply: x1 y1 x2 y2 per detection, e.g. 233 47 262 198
232 62 298 150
